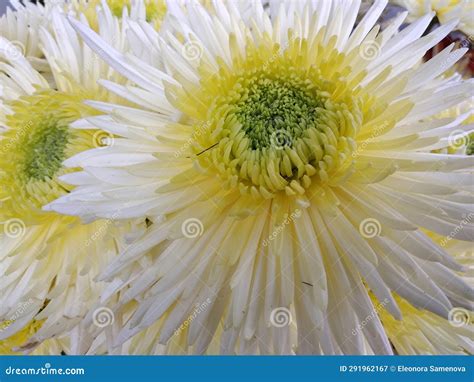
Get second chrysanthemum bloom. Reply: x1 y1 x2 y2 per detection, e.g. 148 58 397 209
0 1 151 353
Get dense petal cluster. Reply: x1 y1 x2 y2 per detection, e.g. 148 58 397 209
392 0 474 36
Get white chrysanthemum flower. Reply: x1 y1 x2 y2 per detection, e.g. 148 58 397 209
0 4 145 353
49 0 474 354
88 235 473 355
378 293 473 354
378 233 473 355
392 0 474 36
0 0 63 74
434 98 474 154
0 0 170 76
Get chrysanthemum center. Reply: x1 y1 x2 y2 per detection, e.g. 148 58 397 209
172 38 365 199
0 90 99 223
21 116 70 181
186 71 362 198
235 79 322 150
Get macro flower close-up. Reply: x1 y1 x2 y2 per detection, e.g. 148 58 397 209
0 0 472 365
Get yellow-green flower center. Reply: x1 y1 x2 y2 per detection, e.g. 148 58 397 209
235 78 324 150
187 67 361 198
167 32 397 201
20 116 70 181
0 90 98 224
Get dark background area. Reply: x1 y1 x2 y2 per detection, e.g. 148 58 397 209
0 1 9 15
1 1 45 15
